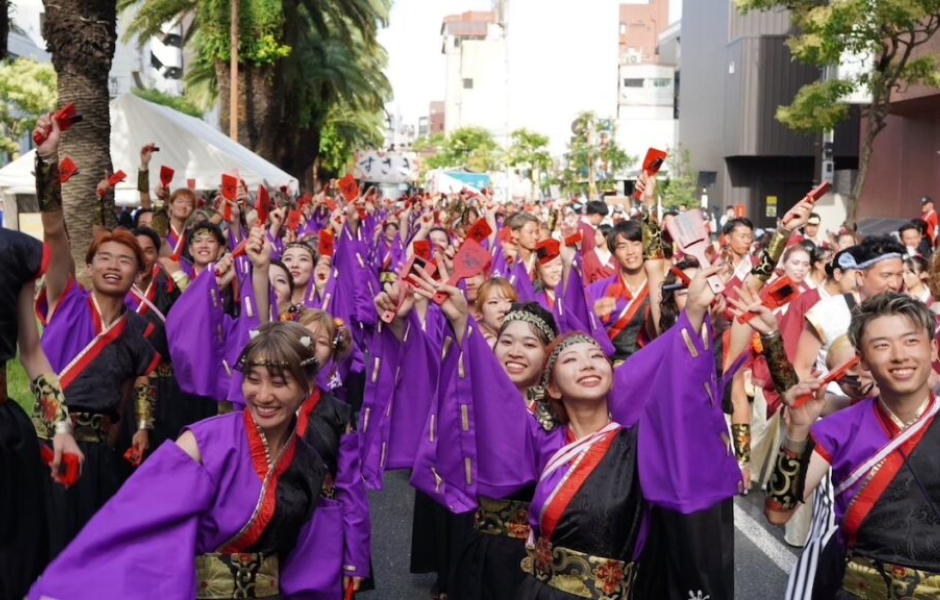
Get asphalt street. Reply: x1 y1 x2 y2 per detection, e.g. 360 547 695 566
359 471 800 599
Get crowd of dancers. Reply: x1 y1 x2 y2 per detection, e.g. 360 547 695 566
1 113 938 600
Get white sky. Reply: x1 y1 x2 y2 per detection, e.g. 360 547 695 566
379 0 682 127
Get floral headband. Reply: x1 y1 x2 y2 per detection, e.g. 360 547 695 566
540 333 602 392
501 310 556 344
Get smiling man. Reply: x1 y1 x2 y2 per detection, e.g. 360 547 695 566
33 114 160 557
766 293 940 599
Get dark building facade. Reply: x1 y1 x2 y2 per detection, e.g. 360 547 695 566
677 0 858 228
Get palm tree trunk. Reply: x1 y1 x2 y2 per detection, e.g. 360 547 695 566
216 61 280 161
42 0 117 270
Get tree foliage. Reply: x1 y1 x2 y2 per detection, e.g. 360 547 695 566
0 58 57 159
659 146 699 210
560 111 632 198
121 0 392 185
132 85 202 118
506 128 552 191
317 104 385 176
735 0 940 223
424 127 503 173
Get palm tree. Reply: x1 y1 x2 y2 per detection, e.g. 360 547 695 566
42 0 119 267
122 0 391 185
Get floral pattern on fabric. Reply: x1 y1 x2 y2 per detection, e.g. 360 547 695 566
523 537 637 599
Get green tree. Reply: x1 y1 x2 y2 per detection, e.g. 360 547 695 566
561 111 632 198
736 0 940 224
121 0 391 186
425 127 502 173
0 58 57 160
659 146 699 210
317 103 385 177
506 128 552 194
131 86 202 118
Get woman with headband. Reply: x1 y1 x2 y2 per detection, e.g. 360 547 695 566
411 264 740 600
29 322 356 599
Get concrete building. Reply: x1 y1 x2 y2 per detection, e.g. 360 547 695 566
614 1 676 174
676 0 858 228
440 10 507 140
856 33 940 222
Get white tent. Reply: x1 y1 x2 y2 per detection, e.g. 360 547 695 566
0 93 298 206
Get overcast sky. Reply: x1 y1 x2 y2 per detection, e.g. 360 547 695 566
378 0 683 126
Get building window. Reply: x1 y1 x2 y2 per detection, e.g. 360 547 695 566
651 78 672 88
463 78 474 89
623 78 643 88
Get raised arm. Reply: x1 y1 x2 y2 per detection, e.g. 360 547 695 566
33 114 72 313
138 143 157 210
245 225 272 324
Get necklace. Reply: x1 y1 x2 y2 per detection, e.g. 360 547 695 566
879 396 930 431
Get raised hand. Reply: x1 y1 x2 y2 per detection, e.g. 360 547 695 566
35 112 61 159
245 226 270 269
780 197 815 232
727 285 778 336
140 143 158 169
782 376 827 435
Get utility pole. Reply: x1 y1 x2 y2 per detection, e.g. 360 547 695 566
229 0 239 141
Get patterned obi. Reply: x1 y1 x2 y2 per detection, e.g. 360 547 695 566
474 496 531 541
522 537 637 600
36 411 112 443
195 552 280 599
843 554 940 599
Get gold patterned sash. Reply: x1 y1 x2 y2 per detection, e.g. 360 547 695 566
195 552 279 599
522 537 636 600
843 555 940 599
36 411 112 443
474 497 531 540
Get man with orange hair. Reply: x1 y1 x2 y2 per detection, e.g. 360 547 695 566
32 113 161 557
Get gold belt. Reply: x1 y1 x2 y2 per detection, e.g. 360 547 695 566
843 555 940 599
154 363 174 378
37 412 112 443
195 552 279 599
474 497 531 540
522 537 636 600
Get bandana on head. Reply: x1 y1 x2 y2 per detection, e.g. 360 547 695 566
838 251 903 272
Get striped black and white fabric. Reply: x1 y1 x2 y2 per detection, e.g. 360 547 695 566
785 471 837 600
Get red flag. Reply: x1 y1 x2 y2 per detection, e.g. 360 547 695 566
59 157 79 184
288 210 303 232
319 230 335 258
159 166 174 188
337 174 359 202
108 170 127 187
257 186 270 227
221 174 238 201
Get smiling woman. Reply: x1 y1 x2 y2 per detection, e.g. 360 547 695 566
29 321 362 599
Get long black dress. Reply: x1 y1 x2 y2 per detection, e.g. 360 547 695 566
0 229 50 599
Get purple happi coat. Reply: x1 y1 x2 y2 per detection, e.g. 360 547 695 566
29 412 350 600
411 311 741 530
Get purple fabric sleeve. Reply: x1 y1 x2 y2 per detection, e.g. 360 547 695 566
280 501 345 599
358 321 405 489
336 433 371 577
412 317 545 512
634 312 742 513
562 255 616 356
28 442 216 600
224 270 264 406
166 264 228 399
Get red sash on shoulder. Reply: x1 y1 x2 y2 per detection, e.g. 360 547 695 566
295 388 323 439
605 275 649 343
540 426 620 541
842 400 937 545
58 299 129 391
221 410 298 553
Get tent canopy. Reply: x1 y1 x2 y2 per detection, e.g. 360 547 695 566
0 93 298 204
